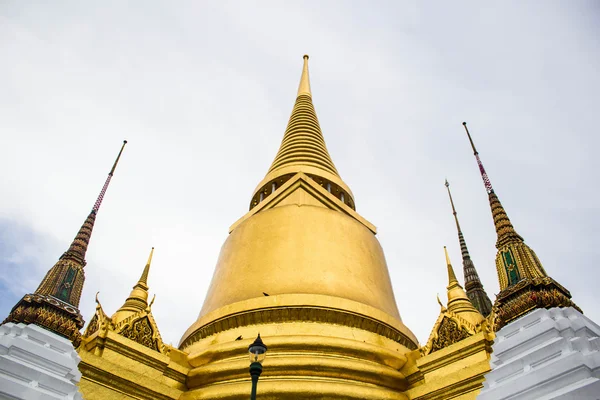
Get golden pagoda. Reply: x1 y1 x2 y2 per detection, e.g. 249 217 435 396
179 54 419 399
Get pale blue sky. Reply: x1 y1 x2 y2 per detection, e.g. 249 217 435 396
1 1 598 345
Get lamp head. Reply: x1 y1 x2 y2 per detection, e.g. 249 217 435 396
248 333 267 364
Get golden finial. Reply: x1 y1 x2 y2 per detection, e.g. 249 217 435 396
138 247 154 286
297 54 312 97
148 294 156 309
462 122 478 155
109 140 128 176
445 179 461 232
94 291 103 309
437 293 445 310
444 246 458 284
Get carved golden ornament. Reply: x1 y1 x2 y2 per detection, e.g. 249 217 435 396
492 277 581 331
421 308 482 356
430 317 470 353
2 293 83 346
119 316 158 351
83 294 168 354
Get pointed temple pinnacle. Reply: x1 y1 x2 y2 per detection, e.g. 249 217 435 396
460 122 579 328
445 179 461 232
112 248 155 324
63 140 128 264
462 122 493 194
2 141 127 345
138 247 154 287
460 123 523 248
95 140 127 213
444 246 458 284
445 179 493 316
250 55 355 211
297 55 312 97
443 247 485 326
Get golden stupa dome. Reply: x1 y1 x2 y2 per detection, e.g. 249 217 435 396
179 56 417 399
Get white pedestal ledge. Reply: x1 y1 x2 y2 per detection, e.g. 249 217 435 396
0 322 82 400
478 307 600 400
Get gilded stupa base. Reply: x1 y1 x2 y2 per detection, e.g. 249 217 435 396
180 294 417 399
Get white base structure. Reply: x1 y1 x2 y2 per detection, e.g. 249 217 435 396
0 322 82 400
479 307 600 400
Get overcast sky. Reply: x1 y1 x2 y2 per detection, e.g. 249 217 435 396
1 1 599 346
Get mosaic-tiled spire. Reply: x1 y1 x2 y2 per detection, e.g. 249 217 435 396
462 122 579 330
445 179 492 317
2 141 127 345
59 141 126 265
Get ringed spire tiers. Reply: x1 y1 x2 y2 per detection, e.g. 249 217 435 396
250 55 355 211
2 140 127 345
445 179 492 316
462 122 580 330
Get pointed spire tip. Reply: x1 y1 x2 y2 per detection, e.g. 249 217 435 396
297 54 312 97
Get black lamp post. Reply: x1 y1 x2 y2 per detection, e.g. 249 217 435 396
248 333 267 400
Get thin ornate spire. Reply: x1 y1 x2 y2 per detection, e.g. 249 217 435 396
444 179 492 316
61 140 127 264
2 140 127 345
250 55 355 210
461 122 579 330
461 123 523 248
462 122 493 194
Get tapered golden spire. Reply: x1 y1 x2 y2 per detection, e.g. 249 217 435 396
445 246 458 284
138 247 154 287
112 248 155 324
250 55 355 210
444 247 484 327
423 248 488 355
2 141 126 346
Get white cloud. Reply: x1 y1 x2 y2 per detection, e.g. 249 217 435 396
1 1 598 346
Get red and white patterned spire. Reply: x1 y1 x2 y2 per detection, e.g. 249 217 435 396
62 140 127 264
